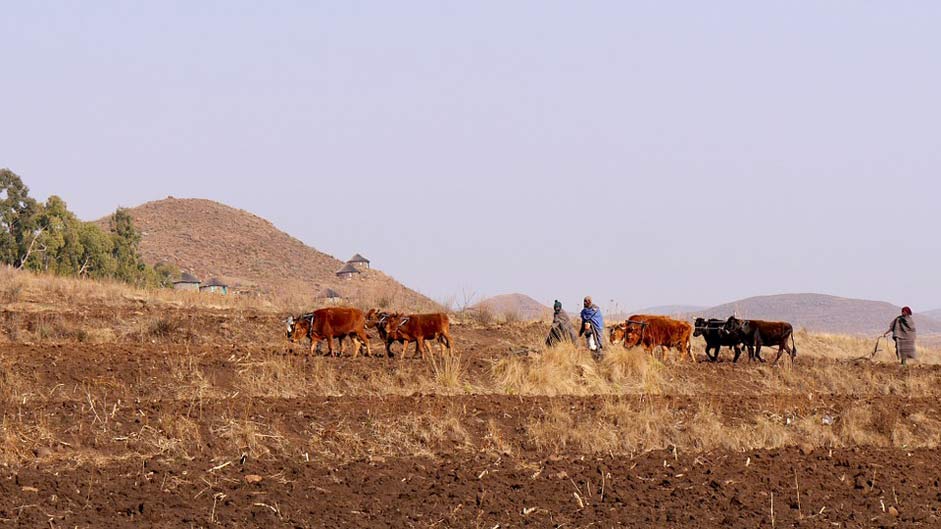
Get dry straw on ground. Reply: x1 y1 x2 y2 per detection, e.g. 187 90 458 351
3 268 941 467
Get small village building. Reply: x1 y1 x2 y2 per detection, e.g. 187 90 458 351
199 277 228 295
318 288 344 305
173 272 201 291
347 253 370 270
336 263 362 281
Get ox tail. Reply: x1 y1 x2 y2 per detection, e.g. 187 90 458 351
791 331 797 358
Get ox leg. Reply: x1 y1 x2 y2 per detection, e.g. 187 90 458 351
705 345 717 362
772 345 785 365
326 336 336 357
732 345 742 363
350 336 361 358
416 337 426 360
753 342 764 363
358 330 372 357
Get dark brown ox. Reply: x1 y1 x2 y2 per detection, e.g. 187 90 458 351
380 313 452 360
609 314 694 362
723 316 796 364
365 309 405 356
286 307 372 357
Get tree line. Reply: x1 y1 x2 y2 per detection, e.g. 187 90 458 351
1 168 177 287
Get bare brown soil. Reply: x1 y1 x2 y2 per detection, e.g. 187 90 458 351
3 285 941 527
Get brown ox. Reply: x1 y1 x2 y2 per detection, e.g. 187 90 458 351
723 316 796 364
286 307 372 357
609 314 694 361
380 313 452 359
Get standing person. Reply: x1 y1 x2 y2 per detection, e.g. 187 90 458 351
884 306 917 365
546 300 577 347
579 296 605 357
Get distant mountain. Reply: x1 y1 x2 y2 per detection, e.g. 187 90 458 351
630 304 707 316
923 308 941 321
95 197 436 309
474 293 552 321
693 293 941 335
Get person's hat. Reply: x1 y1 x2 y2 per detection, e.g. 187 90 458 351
902 306 913 316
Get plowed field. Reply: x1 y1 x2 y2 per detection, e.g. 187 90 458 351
2 306 940 528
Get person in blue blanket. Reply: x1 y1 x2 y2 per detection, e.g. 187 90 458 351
579 296 605 357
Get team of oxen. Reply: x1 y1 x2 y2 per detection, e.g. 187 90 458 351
285 307 452 359
285 306 796 364
609 314 797 364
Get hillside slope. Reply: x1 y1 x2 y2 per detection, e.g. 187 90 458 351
923 308 941 321
97 197 436 309
474 293 552 320
696 293 941 335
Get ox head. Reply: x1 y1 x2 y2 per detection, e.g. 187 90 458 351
285 315 295 340
723 316 747 336
379 313 406 339
609 322 627 345
370 310 393 339
621 320 648 348
692 317 706 337
286 313 314 342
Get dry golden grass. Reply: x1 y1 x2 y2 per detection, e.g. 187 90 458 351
0 266 275 312
5 268 941 468
526 398 941 455
306 407 473 462
492 342 680 396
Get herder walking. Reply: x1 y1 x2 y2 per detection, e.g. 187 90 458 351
884 306 917 365
545 300 578 347
579 296 605 358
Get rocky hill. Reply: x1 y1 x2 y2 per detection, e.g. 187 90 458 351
922 308 941 321
694 293 941 335
474 293 552 321
97 197 436 309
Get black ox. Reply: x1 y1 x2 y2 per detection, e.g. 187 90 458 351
693 317 746 362
723 316 797 364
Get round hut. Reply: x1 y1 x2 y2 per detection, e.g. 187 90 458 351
336 263 362 281
318 287 344 305
347 253 371 270
173 272 201 291
199 277 229 295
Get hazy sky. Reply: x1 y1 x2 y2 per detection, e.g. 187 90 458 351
3 2 939 312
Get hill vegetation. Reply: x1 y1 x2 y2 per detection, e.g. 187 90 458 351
100 197 437 310
0 168 174 287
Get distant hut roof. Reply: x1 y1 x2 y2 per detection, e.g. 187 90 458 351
336 263 362 275
202 277 227 287
175 272 200 284
347 253 370 264
319 288 343 299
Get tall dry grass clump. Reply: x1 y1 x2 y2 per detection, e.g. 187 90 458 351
491 342 669 396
